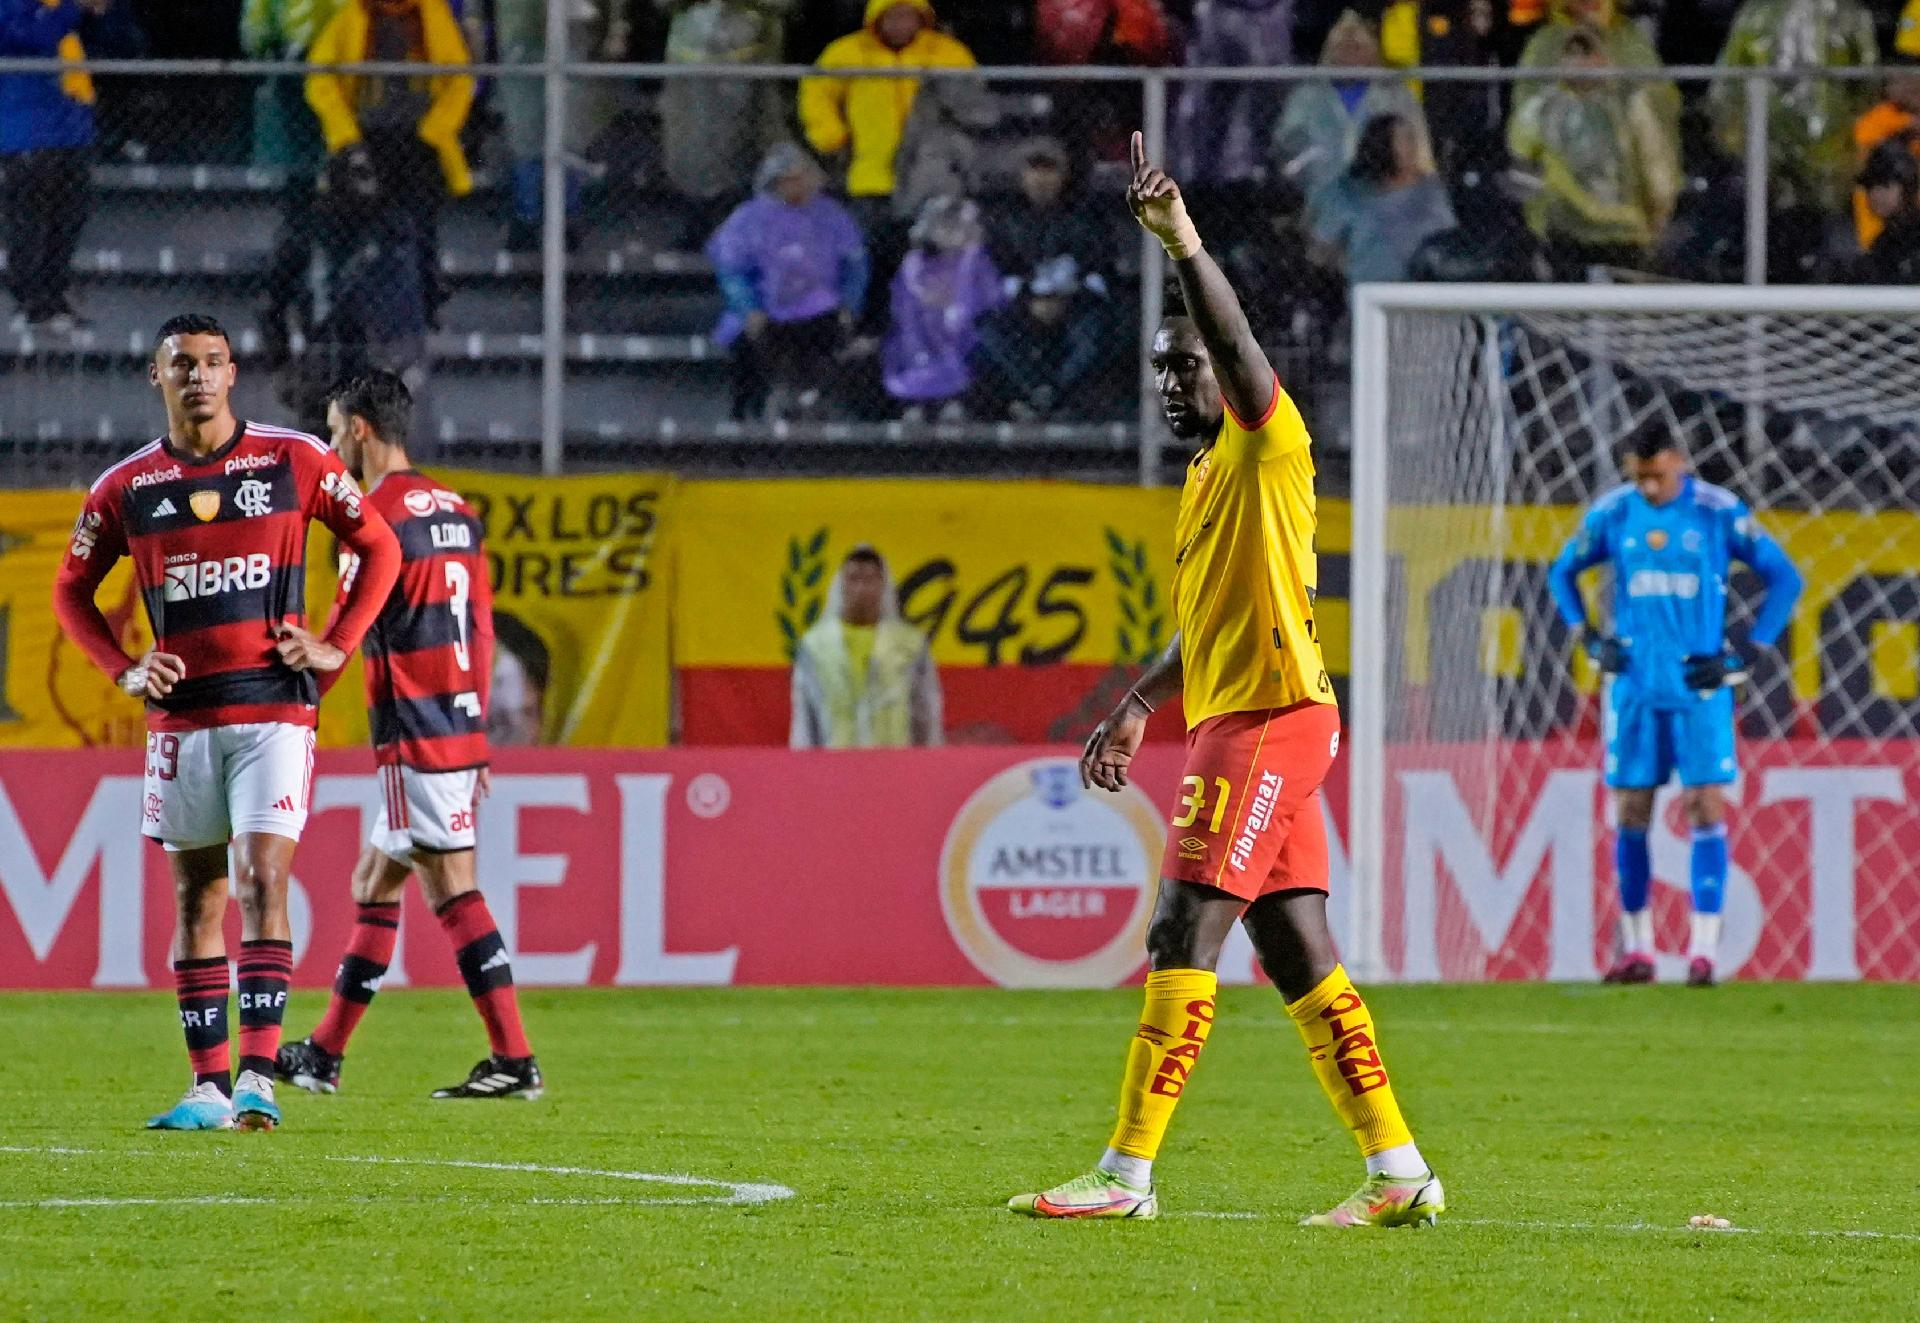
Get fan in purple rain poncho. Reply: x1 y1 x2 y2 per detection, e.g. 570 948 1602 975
881 195 1004 420
706 142 871 421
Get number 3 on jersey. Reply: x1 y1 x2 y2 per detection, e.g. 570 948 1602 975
1173 775 1231 833
445 561 471 672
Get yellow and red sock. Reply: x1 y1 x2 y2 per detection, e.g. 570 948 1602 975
1107 968 1218 1162
1285 964 1416 1160
173 956 231 1094
235 939 293 1080
437 892 532 1059
311 901 399 1057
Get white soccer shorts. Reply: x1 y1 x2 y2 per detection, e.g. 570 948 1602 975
372 764 480 865
142 722 316 851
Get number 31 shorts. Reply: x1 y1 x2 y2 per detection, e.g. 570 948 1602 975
1159 701 1341 901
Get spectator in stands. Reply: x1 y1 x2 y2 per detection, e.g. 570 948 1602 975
0 0 122 333
497 0 623 250
1210 179 1330 338
307 0 474 310
1517 0 1678 135
799 0 977 214
243 0 346 167
1308 112 1456 285
1851 56 1920 253
971 255 1123 421
889 51 1001 224
1172 0 1295 184
262 143 434 426
1036 0 1175 165
706 144 872 422
985 137 1116 286
1035 0 1174 65
882 195 1002 421
1709 0 1878 228
659 1 794 244
1270 10 1431 201
1416 0 1514 181
791 545 943 750
1508 28 1681 277
1409 155 1553 281
1849 138 1920 283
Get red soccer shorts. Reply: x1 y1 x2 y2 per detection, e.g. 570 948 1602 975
1159 701 1341 901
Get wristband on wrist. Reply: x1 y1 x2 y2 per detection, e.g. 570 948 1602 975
1126 690 1155 715
1160 212 1203 261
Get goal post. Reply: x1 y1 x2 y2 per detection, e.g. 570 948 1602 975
1348 282 1920 984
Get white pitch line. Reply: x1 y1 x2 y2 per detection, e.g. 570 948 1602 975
0 1196 274 1209
324 1155 794 1205
0 1145 793 1208
1179 1212 1920 1243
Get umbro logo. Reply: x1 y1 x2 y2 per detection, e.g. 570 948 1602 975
479 949 510 973
153 497 178 517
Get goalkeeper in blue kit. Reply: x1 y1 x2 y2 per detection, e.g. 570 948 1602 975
1548 425 1802 986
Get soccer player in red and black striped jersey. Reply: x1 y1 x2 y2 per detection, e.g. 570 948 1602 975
51 314 402 1131
278 370 542 1101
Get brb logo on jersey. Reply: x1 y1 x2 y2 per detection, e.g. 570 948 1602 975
939 759 1160 987
164 553 271 602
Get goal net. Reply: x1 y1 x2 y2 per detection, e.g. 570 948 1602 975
1348 284 1920 983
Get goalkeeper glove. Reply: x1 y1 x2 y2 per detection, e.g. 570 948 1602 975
1683 645 1751 694
1579 628 1629 675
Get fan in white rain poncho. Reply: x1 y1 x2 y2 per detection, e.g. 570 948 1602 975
790 545 943 749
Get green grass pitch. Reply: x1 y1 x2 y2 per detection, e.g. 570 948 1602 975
2 983 1915 1320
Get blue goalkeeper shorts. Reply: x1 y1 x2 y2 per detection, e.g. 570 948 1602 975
1602 684 1737 789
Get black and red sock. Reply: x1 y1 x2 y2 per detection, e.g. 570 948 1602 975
173 956 232 1095
236 939 294 1080
436 891 532 1060
311 902 400 1057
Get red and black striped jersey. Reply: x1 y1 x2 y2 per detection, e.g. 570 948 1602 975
53 421 399 733
336 470 493 770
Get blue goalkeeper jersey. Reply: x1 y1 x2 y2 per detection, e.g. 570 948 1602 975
1548 477 1802 709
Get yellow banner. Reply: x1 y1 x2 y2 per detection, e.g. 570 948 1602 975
670 479 1180 668
0 470 672 748
10 469 1917 747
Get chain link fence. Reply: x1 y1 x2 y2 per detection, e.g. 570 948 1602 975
1 47 1914 487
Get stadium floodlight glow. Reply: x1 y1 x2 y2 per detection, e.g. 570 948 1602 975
1348 282 1920 983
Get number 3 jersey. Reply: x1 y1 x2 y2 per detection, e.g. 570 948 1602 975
335 470 493 770
53 421 398 732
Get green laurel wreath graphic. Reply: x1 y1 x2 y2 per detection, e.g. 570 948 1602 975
1106 527 1166 664
777 527 830 661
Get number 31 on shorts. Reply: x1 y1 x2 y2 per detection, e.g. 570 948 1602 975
1173 775 1231 833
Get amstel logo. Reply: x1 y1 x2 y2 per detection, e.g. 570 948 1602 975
940 759 1161 987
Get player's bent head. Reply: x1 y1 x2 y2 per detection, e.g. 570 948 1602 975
1152 278 1222 441
1623 415 1687 506
150 314 237 420
326 369 413 471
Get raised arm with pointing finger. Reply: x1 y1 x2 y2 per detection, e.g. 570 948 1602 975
1127 129 1278 427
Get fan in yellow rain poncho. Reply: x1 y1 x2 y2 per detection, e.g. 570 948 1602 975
799 0 977 200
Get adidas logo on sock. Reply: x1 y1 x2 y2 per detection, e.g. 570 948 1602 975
479 949 510 973
153 497 178 517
